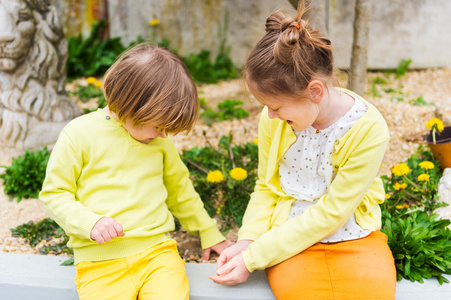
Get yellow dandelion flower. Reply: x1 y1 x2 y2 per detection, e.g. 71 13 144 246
426 118 444 133
419 161 434 170
396 205 404 210
385 194 391 200
393 182 407 190
149 19 160 26
86 77 97 85
206 170 224 183
254 138 258 145
95 81 102 88
216 204 224 215
230 167 248 181
403 203 409 208
391 163 412 176
417 174 430 182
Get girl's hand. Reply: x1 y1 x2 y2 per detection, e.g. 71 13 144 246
208 254 251 285
215 240 253 269
90 217 125 244
202 239 235 262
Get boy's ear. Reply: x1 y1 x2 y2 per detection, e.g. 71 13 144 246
308 80 324 104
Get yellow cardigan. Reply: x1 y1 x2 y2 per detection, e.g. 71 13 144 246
238 91 390 272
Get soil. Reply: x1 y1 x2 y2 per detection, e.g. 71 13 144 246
1 69 451 262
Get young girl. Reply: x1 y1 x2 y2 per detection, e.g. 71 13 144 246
209 6 396 300
40 43 232 300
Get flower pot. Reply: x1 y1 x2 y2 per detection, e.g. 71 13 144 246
427 125 451 169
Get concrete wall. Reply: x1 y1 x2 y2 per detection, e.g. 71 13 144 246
55 0 451 69
329 0 451 69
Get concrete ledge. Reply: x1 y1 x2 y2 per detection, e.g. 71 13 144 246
1 253 451 300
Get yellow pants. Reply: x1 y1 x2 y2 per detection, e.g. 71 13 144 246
266 231 396 300
74 239 189 300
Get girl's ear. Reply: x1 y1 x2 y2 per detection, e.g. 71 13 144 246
308 80 325 103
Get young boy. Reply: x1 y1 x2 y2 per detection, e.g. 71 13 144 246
40 43 232 299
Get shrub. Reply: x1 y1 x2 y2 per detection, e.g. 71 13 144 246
11 218 70 252
182 50 237 84
381 145 451 284
181 133 258 230
200 99 250 125
1 148 50 202
67 20 126 78
11 218 73 265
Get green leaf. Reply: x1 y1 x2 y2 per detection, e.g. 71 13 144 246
60 258 74 266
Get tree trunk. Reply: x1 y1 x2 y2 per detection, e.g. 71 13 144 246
288 0 327 34
348 0 371 96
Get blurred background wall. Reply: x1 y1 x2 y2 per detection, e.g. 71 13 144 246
55 0 451 69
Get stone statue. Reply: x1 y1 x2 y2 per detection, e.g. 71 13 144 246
0 0 79 160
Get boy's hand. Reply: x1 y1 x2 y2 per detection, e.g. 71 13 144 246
202 239 235 262
90 217 125 244
208 254 251 285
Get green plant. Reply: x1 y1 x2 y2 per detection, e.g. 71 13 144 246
384 58 412 79
382 145 444 214
218 100 250 120
409 96 433 106
395 59 412 79
369 82 381 98
182 9 237 84
67 20 126 78
200 99 250 125
381 145 451 284
390 96 404 102
0 148 50 202
372 76 389 85
11 218 72 254
382 211 451 284
181 133 258 229
200 108 219 126
72 80 104 102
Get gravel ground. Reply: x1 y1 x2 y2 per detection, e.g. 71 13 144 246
1 68 451 261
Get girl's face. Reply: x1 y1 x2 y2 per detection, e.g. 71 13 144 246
122 119 167 144
251 89 320 133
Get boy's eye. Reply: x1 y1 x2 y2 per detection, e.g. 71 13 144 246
156 126 164 133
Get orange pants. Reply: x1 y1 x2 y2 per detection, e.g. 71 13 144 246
265 231 396 300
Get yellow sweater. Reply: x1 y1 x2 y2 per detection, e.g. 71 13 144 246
239 91 390 272
40 109 224 264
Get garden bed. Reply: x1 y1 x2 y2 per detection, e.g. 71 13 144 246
1 69 451 263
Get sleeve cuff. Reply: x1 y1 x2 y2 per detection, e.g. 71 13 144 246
67 212 104 241
241 248 255 273
199 226 226 249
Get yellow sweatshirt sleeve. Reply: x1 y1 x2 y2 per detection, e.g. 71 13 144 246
39 131 104 240
242 131 389 272
163 139 225 249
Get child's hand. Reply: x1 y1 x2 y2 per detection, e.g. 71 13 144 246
202 239 235 262
208 254 251 285
215 240 253 269
90 217 125 244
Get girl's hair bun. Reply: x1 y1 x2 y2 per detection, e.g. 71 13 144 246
245 6 334 96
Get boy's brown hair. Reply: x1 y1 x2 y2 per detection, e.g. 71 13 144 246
103 42 198 135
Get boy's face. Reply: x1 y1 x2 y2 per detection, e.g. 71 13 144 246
122 119 167 144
